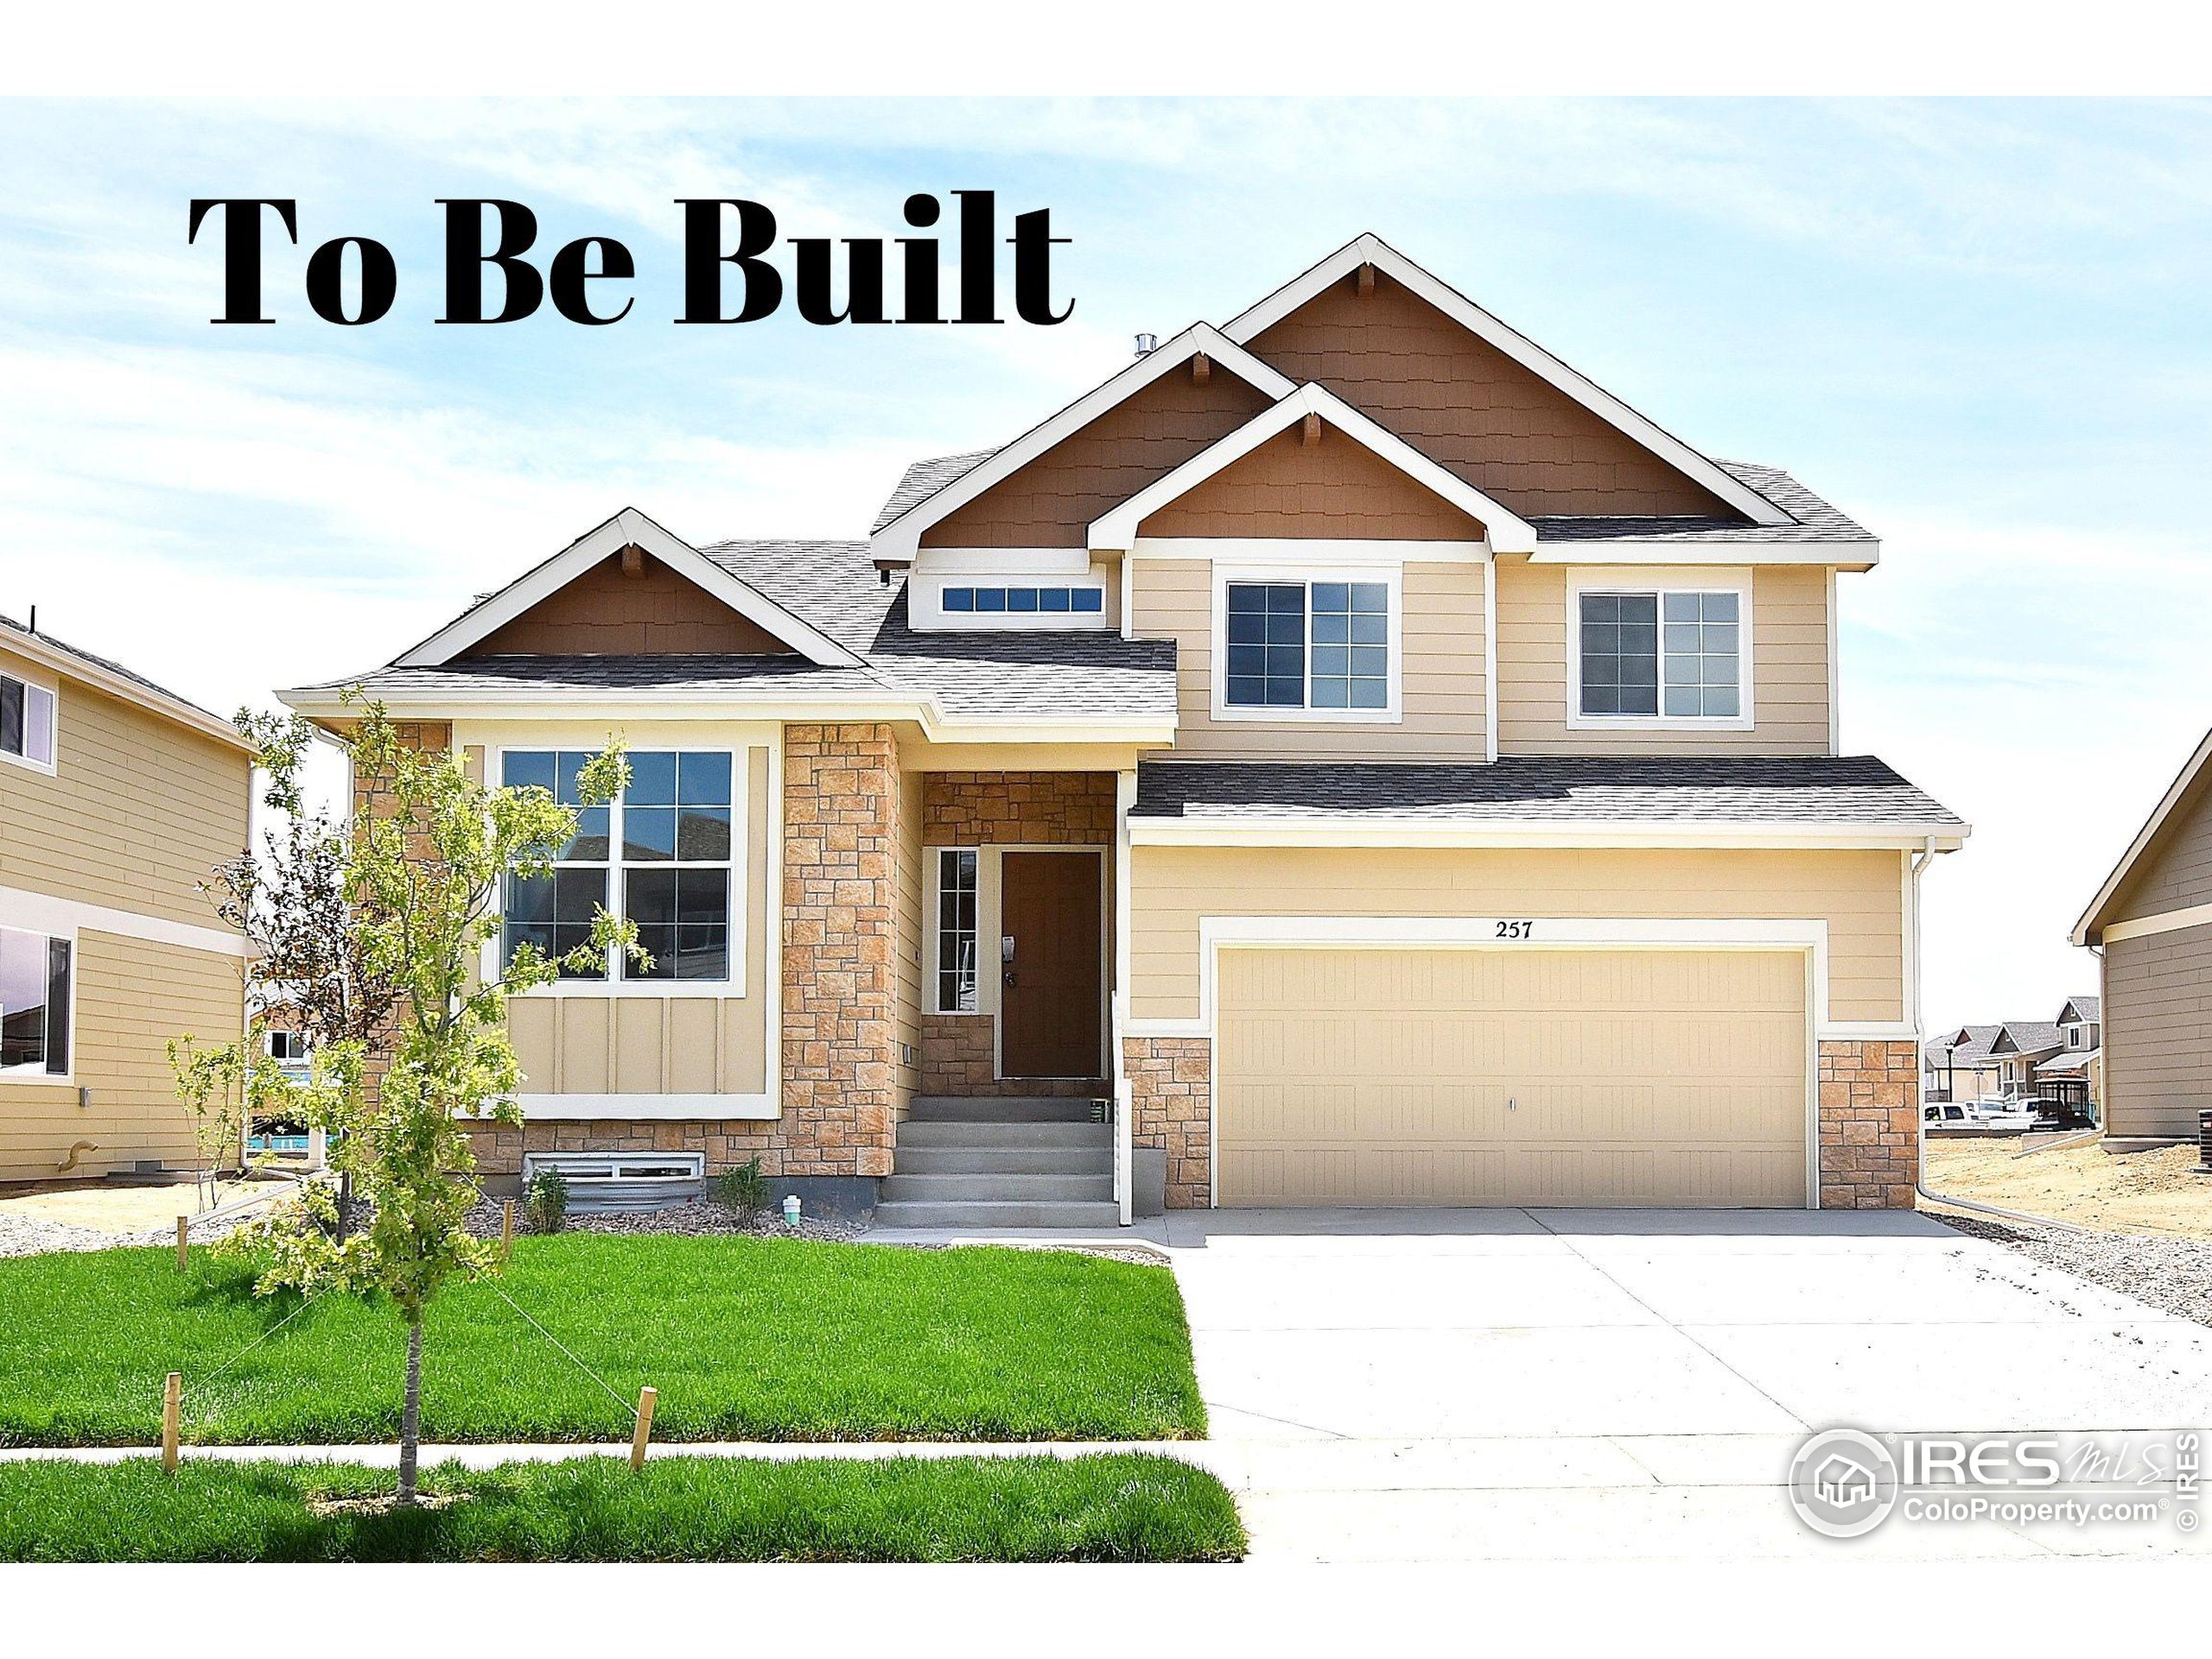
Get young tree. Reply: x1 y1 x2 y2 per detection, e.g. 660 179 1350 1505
221 696 638 1506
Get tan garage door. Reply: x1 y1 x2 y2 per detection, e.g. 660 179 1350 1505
1216 946 1809 1208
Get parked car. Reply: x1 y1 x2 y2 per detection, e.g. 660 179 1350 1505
1923 1100 2037 1133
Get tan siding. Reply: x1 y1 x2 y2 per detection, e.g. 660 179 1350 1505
2108 773 2212 923
0 931 242 1182
1130 844 1904 1027
1138 424 1487 540
507 745 772 1097
1247 269 1737 518
467 551 795 657
1494 562 1832 756
1133 557 1487 762
922 364 1276 548
2103 923 2212 1141
0 645 251 929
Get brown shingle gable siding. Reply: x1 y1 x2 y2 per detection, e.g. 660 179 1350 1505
1245 269 1738 518
465 550 798 657
1137 422 1487 541
920 363 1275 549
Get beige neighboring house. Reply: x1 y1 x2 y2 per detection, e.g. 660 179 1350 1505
282 234 1967 1219
0 613 254 1184
2075 724 2212 1146
1922 1000 2100 1110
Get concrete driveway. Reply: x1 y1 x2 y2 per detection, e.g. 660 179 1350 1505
1160 1208 2212 1561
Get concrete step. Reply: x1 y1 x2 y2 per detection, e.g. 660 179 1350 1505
904 1096 1103 1124
895 1120 1111 1150
879 1172 1115 1204
893 1144 1114 1176
870 1199 1122 1230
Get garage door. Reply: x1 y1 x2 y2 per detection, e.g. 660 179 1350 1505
1216 947 1808 1208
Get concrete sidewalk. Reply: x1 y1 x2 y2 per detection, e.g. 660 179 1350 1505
1164 1207 2212 1562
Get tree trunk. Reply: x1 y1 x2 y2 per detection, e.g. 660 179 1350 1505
397 1314 424 1506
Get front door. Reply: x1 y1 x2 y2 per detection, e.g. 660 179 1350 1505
998 850 1103 1079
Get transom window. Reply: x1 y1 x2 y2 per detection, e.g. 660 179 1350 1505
943 585 1104 615
0 671 56 768
1224 580 1389 712
1578 589 1741 719
500 749 734 982
0 926 71 1076
935 849 979 1013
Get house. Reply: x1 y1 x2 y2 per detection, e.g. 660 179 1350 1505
2074 722 2212 1147
1922 1001 2100 1109
279 234 1967 1218
0 613 254 1183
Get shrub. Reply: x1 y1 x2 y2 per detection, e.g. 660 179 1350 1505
711 1156 768 1220
524 1168 569 1234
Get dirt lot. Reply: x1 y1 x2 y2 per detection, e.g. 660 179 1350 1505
1924 1136 2212 1238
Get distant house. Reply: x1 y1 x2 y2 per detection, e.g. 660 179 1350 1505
2074 720 2212 1145
0 613 254 1183
1922 1001 2099 1109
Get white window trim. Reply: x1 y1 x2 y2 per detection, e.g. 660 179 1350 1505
1210 564 1405 725
911 569 1113 633
491 743 747 997
927 846 984 1015
0 665 59 777
0 919 76 1085
1566 568 1755 733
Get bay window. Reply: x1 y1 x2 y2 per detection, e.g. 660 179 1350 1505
500 749 734 983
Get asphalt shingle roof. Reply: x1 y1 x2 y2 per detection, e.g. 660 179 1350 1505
1527 461 1873 545
1131 755 1961 826
1 612 225 722
872 450 995 533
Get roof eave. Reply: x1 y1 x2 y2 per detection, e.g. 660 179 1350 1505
1128 817 1969 851
3 627 252 753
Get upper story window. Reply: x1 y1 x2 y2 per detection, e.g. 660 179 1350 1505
0 926 71 1077
499 749 735 984
0 671 56 770
1575 586 1744 723
1220 576 1395 718
943 585 1104 616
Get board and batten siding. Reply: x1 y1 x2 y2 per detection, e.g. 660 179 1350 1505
502 744 772 1101
1494 562 1833 757
0 643 251 931
0 931 241 1182
1129 843 1905 1028
1131 556 1488 762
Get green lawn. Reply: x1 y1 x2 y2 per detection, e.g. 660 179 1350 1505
0 1453 1245 1562
0 1235 1205 1446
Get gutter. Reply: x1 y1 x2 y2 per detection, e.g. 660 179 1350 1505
1906 833 2086 1233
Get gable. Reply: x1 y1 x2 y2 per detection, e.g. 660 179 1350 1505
1138 420 1487 541
922 360 1275 549
2106 762 2212 925
1246 268 1738 518
463 548 800 658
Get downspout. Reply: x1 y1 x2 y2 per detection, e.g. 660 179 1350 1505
1908 835 2083 1231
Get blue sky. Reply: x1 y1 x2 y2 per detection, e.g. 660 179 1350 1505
4 96 2209 1030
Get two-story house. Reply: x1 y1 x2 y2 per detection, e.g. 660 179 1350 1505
1 613 254 1184
280 235 1966 1220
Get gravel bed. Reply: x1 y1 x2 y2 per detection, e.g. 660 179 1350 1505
454 1197 867 1243
1937 1212 2212 1328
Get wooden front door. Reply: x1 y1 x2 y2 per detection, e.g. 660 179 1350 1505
998 850 1104 1079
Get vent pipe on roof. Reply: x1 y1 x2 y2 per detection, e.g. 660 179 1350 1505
26 606 35 634
1133 333 1157 359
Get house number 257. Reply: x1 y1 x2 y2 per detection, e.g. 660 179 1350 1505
1494 920 1535 939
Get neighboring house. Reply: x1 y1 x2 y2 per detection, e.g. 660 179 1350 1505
1923 1003 2100 1109
2075 724 2212 1146
280 234 1967 1217
0 613 254 1183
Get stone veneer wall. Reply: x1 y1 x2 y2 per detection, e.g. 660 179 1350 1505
917 771 1114 1097
1816 1038 1921 1210
351 720 452 1112
1124 1036 1211 1209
